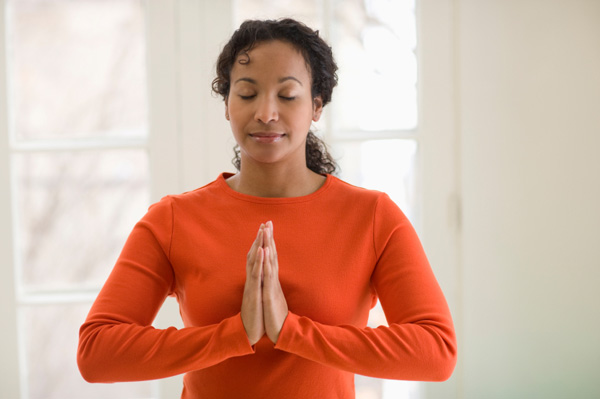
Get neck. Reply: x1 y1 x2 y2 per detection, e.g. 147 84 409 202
227 161 325 198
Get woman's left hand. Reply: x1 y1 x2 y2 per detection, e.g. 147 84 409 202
262 221 288 344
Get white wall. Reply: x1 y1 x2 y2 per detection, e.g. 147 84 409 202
457 0 600 397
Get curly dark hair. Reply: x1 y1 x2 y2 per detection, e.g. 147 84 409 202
212 18 339 175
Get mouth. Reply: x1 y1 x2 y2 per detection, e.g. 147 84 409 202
249 132 286 143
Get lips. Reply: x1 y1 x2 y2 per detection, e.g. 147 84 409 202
249 132 285 143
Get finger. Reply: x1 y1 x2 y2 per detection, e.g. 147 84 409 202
262 222 270 245
264 246 277 280
256 225 265 257
255 224 265 249
252 247 264 280
270 231 277 264
268 221 276 248
247 225 265 269
265 223 278 272
263 247 271 278
250 227 262 255
262 222 272 249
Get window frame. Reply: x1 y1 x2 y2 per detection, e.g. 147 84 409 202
0 1 21 397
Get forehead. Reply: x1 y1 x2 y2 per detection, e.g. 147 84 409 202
231 40 311 81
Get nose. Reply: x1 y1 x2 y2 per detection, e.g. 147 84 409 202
254 95 279 124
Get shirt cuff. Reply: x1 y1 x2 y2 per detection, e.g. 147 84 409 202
225 312 256 355
273 310 300 352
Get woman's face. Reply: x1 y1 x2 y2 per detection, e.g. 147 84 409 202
226 40 323 170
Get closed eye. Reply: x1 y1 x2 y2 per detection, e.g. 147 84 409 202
279 96 296 101
239 94 256 100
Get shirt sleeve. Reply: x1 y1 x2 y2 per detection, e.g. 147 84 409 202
77 197 254 383
274 193 457 381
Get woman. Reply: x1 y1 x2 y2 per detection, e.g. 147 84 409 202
78 18 457 398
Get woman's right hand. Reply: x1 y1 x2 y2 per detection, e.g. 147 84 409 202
241 224 266 346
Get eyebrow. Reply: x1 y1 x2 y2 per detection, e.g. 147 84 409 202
279 76 303 85
234 76 303 86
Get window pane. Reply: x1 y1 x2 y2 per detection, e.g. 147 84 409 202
233 0 323 30
355 374 421 399
7 0 147 140
332 0 417 132
334 139 418 222
13 149 150 291
19 302 154 399
336 138 420 399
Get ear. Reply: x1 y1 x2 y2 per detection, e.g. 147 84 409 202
225 103 230 121
312 96 323 122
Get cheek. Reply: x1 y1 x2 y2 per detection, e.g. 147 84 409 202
227 103 247 127
292 107 316 129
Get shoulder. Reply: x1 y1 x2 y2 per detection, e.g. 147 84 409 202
141 175 230 225
328 175 389 205
156 174 226 206
328 175 408 221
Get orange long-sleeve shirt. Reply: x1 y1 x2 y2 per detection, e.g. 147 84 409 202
77 173 457 398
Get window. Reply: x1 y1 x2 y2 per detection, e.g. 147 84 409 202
4 1 152 397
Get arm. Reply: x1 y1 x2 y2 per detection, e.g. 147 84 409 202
272 194 457 381
77 198 254 383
